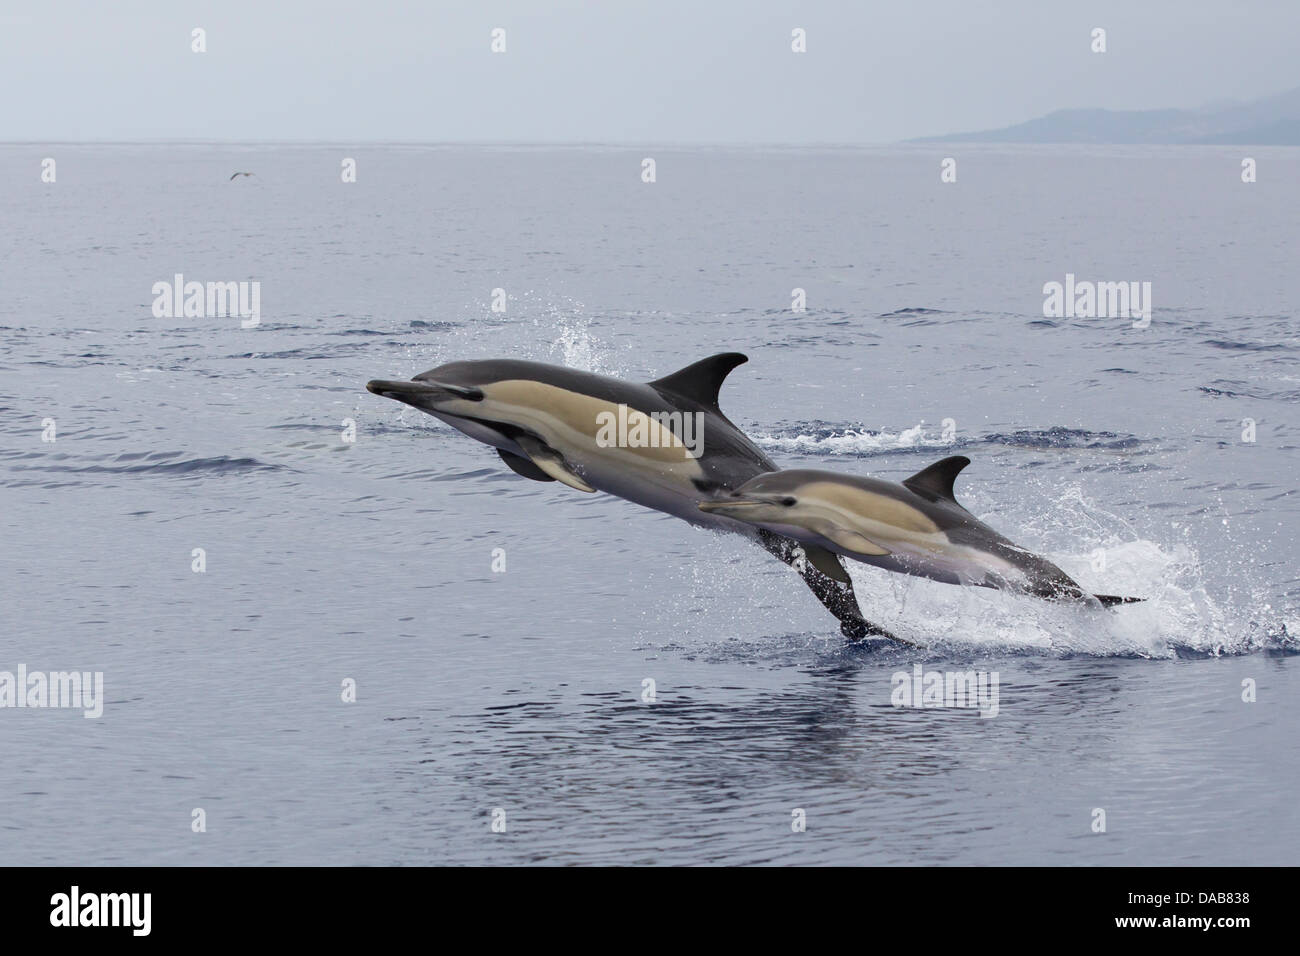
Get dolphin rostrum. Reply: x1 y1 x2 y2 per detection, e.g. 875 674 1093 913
698 457 1144 608
367 353 900 641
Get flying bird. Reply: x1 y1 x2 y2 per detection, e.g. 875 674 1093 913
229 172 254 181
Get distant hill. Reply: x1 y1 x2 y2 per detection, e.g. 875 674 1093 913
915 86 1300 145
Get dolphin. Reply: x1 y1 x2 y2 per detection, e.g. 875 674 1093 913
698 457 1144 608
366 353 900 641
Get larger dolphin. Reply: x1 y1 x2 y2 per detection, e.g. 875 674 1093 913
698 457 1144 607
367 353 898 640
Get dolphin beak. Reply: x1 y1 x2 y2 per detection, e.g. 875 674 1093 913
698 493 781 515
366 379 484 408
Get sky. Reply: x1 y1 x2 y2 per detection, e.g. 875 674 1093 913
2 0 1298 143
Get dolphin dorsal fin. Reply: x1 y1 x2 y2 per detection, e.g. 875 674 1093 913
902 455 971 504
649 353 748 409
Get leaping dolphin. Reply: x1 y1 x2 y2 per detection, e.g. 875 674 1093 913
698 457 1144 608
367 353 900 641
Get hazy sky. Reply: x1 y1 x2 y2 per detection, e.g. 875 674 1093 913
3 0 1298 143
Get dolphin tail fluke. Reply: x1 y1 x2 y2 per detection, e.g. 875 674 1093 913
1093 593 1146 607
757 530 916 646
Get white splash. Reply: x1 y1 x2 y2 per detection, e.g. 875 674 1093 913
661 484 1289 659
751 423 942 456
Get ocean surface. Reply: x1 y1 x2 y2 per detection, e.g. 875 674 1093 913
0 144 1296 866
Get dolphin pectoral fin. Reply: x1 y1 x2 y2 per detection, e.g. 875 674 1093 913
529 456 596 493
497 449 555 483
802 545 851 584
821 528 891 557
514 435 596 493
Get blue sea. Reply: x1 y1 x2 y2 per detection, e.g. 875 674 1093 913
0 144 1296 865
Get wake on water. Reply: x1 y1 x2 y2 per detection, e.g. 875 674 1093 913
672 528 1293 662
845 538 1286 659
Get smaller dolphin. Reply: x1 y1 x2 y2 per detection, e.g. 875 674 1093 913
698 456 1143 608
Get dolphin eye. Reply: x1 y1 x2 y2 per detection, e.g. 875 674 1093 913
780 496 797 507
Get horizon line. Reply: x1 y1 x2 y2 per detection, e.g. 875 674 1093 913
3 139 1296 149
